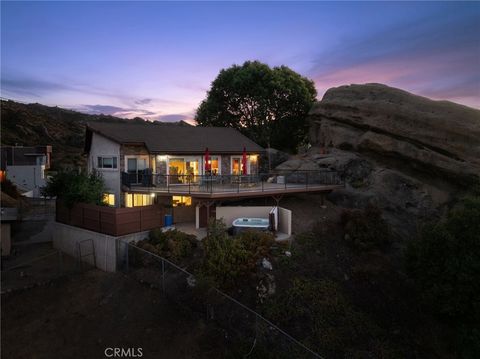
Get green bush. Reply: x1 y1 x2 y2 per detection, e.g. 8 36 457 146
137 228 196 259
168 230 196 258
200 219 275 289
407 196 480 356
237 230 275 259
341 204 390 250
263 277 381 356
42 169 106 208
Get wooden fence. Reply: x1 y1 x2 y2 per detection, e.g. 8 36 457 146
56 201 165 236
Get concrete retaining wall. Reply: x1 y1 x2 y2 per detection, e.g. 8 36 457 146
216 205 292 236
53 222 149 272
278 207 292 235
216 206 272 227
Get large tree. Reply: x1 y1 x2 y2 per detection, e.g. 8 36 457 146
195 61 317 153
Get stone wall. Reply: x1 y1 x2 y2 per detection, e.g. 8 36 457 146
221 156 230 175
119 144 149 172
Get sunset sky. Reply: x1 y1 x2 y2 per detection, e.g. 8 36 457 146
1 1 479 122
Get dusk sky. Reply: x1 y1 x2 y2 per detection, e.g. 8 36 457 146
1 1 479 123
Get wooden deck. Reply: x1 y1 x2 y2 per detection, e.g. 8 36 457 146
128 182 344 199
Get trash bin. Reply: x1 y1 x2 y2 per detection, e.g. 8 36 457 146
164 214 173 227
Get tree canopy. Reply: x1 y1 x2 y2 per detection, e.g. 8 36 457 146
42 169 106 208
407 195 480 355
195 61 317 153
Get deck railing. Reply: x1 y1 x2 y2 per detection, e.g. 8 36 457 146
121 170 343 194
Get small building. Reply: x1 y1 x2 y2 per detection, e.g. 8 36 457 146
0 145 52 197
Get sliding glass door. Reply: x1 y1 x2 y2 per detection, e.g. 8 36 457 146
168 157 200 184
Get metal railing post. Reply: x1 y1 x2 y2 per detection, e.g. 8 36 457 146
306 171 308 189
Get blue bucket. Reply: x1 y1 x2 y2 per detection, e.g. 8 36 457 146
164 214 173 227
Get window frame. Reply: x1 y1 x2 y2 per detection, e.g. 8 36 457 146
97 156 118 170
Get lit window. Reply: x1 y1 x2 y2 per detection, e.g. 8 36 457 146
172 196 192 207
102 193 115 206
206 156 220 175
97 156 117 169
125 193 154 207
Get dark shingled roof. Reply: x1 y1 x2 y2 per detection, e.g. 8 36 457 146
85 122 264 154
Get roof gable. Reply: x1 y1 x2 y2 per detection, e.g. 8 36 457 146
85 122 264 154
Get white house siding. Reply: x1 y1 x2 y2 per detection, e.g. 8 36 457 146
6 164 46 196
88 132 121 207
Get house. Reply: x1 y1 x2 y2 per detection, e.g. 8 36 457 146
52 121 343 272
84 122 342 229
0 145 52 197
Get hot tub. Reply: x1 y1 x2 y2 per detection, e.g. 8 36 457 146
232 218 270 234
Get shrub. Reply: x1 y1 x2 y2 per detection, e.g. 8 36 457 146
1 179 20 199
263 277 381 356
341 204 390 250
237 230 275 259
42 169 106 208
168 230 196 258
148 228 168 250
200 219 275 289
407 196 480 356
202 229 251 289
137 228 196 259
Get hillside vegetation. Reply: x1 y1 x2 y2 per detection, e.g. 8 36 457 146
0 100 188 169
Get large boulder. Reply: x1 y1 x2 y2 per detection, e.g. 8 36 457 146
276 84 479 239
309 83 480 184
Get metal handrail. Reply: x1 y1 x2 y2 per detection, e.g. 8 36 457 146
121 170 344 193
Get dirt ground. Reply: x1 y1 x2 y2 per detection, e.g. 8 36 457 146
2 268 227 359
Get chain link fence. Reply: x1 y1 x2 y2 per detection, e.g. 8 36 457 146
118 240 324 358
1 248 88 293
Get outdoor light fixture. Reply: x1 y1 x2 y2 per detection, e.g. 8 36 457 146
150 193 155 198
250 155 258 163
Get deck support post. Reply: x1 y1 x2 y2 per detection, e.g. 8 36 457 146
272 194 284 207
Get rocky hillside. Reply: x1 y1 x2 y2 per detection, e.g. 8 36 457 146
1 100 190 169
278 83 480 239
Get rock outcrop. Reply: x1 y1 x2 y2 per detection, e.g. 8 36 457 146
278 84 480 239
309 83 480 184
